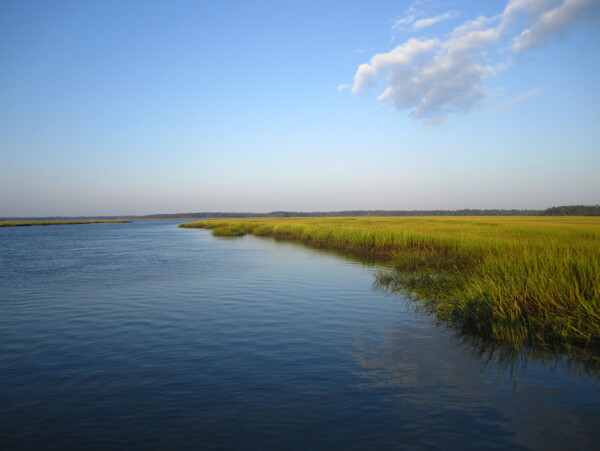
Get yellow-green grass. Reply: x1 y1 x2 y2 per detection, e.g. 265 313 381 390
180 216 600 356
0 219 131 227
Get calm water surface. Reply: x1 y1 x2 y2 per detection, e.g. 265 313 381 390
1 221 598 449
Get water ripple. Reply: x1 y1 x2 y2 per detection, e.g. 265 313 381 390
1 221 598 449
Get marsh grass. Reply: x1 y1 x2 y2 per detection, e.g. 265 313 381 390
211 226 246 237
180 217 600 357
0 219 131 227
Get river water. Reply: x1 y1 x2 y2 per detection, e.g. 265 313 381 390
1 220 598 449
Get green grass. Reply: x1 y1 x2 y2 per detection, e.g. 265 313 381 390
0 219 131 227
180 216 600 357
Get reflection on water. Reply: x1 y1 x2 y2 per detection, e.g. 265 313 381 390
0 221 599 449
373 269 600 377
352 298 600 450
453 333 600 377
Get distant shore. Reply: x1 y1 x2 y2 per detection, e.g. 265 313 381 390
5 204 598 223
0 219 131 227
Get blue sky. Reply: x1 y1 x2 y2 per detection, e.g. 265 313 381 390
1 0 599 216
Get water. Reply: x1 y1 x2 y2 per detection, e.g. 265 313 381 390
1 220 598 449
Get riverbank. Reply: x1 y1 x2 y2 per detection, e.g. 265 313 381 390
180 217 600 358
0 219 131 227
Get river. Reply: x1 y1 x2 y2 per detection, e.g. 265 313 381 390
1 220 598 449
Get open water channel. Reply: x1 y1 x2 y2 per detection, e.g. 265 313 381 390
1 220 598 449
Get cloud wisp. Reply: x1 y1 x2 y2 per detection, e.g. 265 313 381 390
413 12 457 30
351 0 599 124
393 10 457 32
485 88 544 115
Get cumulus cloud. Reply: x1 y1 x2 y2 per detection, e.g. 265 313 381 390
352 0 599 124
355 21 499 123
511 0 599 52
337 84 350 93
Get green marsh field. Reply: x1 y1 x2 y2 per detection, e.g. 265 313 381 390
181 216 600 359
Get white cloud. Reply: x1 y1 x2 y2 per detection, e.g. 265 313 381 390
352 63 377 94
511 0 599 52
392 4 455 32
352 0 599 124
392 15 416 33
391 0 434 32
353 29 498 122
337 84 350 93
502 0 562 21
391 3 418 32
413 11 456 30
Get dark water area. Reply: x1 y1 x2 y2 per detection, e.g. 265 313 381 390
1 221 598 449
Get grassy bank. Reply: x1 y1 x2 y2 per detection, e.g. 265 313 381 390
180 217 600 356
0 219 131 227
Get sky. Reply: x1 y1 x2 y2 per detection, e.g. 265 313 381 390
1 0 599 216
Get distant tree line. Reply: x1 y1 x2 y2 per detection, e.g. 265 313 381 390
541 205 600 216
140 210 543 219
140 205 599 219
3 205 597 222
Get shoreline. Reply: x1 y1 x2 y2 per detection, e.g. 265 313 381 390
0 219 132 227
180 216 600 360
